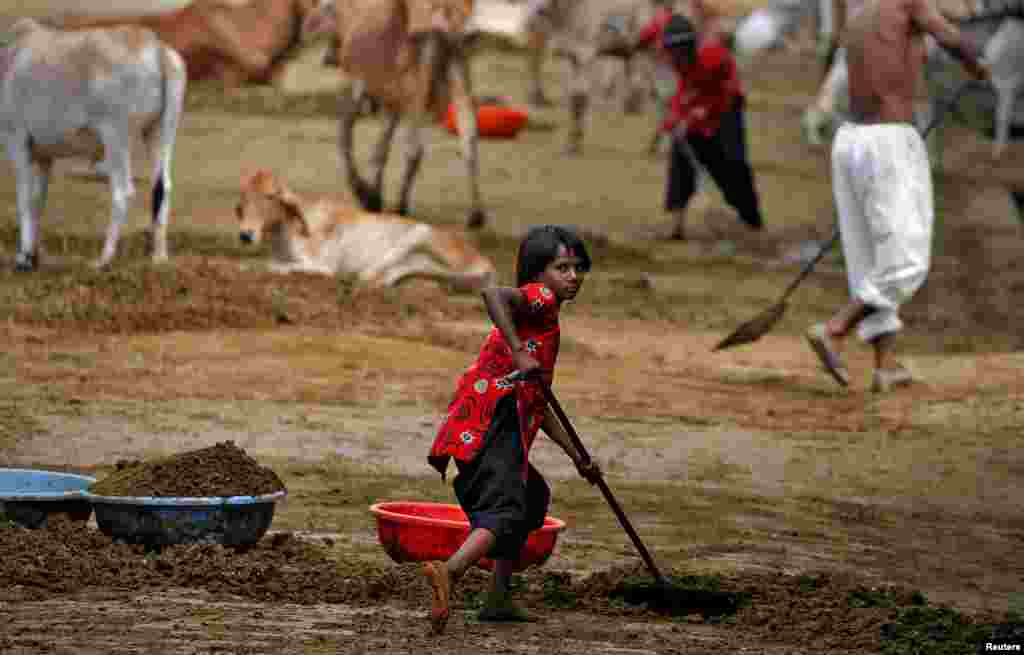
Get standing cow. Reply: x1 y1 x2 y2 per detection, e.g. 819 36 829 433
57 0 318 88
1 19 186 271
522 0 660 155
304 0 487 228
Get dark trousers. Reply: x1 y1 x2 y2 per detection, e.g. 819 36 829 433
454 396 551 560
666 96 764 230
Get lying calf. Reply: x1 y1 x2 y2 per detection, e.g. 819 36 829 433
236 170 496 291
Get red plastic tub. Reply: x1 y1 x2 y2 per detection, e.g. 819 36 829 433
369 501 565 572
444 104 529 139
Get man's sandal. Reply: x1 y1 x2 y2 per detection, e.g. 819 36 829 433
805 323 850 387
871 366 915 393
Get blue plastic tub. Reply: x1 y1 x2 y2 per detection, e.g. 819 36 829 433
82 490 287 548
0 468 96 528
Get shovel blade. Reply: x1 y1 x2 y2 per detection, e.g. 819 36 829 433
713 301 788 352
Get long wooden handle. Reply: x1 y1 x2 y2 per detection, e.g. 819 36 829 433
536 382 669 585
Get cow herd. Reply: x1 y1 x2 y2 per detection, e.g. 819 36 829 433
1 0 1021 279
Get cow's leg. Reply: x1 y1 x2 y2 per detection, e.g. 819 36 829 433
564 47 596 156
527 32 552 108
450 56 486 229
622 55 645 115
339 81 382 212
395 119 425 218
991 82 1015 161
96 130 135 269
9 138 44 272
369 111 400 201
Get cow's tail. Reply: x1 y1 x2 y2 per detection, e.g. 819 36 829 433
146 44 186 260
150 45 186 229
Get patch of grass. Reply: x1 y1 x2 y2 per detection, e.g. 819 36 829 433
688 451 751 486
847 586 915 609
796 573 827 593
879 605 996 655
0 395 48 451
540 571 580 610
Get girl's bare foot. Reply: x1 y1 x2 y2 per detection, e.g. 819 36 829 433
423 561 451 635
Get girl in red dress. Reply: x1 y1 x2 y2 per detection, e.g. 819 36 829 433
424 225 602 634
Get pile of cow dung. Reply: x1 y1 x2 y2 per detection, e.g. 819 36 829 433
88 441 285 497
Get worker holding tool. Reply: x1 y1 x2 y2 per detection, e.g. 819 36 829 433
806 0 989 392
653 13 764 241
423 225 601 635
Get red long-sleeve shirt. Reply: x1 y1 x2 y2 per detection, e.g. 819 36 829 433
661 39 744 138
429 283 561 480
635 6 675 63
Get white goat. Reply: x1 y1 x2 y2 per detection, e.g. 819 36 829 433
0 19 186 271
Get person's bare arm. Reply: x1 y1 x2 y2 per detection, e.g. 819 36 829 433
911 0 989 79
540 406 601 483
481 286 540 375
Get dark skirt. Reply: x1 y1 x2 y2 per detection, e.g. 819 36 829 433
453 395 551 561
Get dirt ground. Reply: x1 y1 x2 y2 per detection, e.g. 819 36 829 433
2 4 1024 653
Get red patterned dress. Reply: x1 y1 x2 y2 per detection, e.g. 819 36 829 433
428 282 561 480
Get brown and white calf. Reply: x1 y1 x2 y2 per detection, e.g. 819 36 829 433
237 169 496 290
1 19 186 271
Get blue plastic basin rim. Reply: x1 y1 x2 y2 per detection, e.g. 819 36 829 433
81 490 287 506
0 469 97 501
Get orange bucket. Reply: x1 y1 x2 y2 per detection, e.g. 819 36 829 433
369 501 565 572
444 103 529 139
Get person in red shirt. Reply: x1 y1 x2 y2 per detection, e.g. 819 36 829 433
423 225 601 635
657 13 764 240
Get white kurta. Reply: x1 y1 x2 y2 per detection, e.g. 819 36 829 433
831 122 933 342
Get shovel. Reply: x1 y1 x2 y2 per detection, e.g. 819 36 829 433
712 78 978 353
534 379 741 616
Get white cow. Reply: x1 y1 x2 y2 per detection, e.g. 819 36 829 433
1 19 186 271
518 0 664 155
466 0 648 109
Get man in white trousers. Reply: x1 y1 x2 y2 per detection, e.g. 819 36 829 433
805 0 988 392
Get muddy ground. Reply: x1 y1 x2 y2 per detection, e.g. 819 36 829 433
2 4 1024 653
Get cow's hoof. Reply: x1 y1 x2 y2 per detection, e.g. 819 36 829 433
528 91 553 108
466 209 487 230
561 143 582 157
13 253 37 272
623 93 645 115
356 186 384 213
